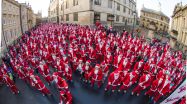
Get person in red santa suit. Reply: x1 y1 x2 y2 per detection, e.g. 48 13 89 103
70 53 78 71
153 75 171 103
17 67 27 83
104 49 113 66
63 63 73 82
118 70 139 93
113 52 123 69
62 55 68 63
143 60 151 72
30 74 51 96
118 58 131 71
100 61 109 81
132 72 152 96
2 73 19 94
76 58 84 75
105 70 122 92
145 77 163 97
82 60 92 82
89 46 97 63
30 57 40 68
37 61 52 85
88 64 103 88
133 59 144 73
52 72 69 91
59 90 72 104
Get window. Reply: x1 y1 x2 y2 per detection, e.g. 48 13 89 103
116 15 119 22
3 31 7 42
73 13 78 21
117 3 120 11
61 15 64 21
95 0 101 5
66 1 69 9
108 0 112 8
73 0 78 6
94 12 100 21
61 4 63 10
123 17 125 22
66 14 69 21
128 9 130 15
3 19 6 25
161 17 163 20
123 6 126 13
10 30 13 37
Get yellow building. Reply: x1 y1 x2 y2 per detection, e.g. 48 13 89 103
140 6 170 33
49 0 137 26
170 3 187 54
1 0 22 53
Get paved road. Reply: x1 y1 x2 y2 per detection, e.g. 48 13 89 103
0 68 165 104
0 60 166 104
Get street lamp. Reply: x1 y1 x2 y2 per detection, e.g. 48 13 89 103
132 11 137 38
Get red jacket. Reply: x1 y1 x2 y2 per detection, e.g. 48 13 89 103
107 71 122 86
89 68 103 81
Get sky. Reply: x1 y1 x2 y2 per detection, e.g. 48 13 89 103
16 0 187 18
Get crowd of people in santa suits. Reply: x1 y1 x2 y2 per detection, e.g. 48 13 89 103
0 23 186 104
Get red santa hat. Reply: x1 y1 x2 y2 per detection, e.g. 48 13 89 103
52 72 59 78
79 58 83 62
86 60 91 64
101 62 106 66
95 64 100 68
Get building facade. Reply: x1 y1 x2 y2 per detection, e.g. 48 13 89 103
1 0 22 53
1 0 36 56
49 0 137 26
140 6 170 32
20 3 29 33
48 0 59 23
35 12 43 26
27 6 34 30
170 3 187 54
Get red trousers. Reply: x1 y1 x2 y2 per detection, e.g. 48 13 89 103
145 89 155 97
119 85 129 91
106 84 117 91
44 76 52 84
10 85 19 94
153 91 162 102
39 87 51 95
132 85 144 95
65 74 72 81
91 79 102 88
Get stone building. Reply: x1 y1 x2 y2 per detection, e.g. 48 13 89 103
35 12 43 26
170 3 187 54
139 6 170 33
1 0 36 56
49 0 137 26
1 0 22 53
27 6 34 30
20 3 29 33
48 0 59 23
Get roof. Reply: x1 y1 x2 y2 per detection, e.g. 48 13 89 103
141 7 169 19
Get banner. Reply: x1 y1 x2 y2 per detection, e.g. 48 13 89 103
160 80 186 104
